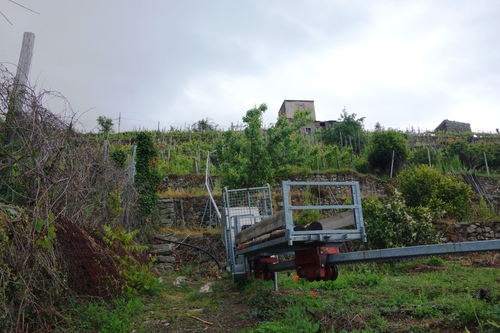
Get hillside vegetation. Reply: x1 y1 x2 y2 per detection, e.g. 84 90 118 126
1 64 500 332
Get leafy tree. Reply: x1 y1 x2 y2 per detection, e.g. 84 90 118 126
215 129 246 188
216 104 271 188
397 165 473 221
191 118 218 132
321 109 366 153
266 111 312 178
216 105 313 188
97 116 114 135
242 104 272 186
366 129 409 174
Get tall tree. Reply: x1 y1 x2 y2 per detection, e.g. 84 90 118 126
216 105 313 188
216 104 271 188
266 110 312 177
322 109 366 153
97 116 114 135
366 129 409 174
191 118 217 132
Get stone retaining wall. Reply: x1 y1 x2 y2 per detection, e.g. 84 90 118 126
159 173 500 238
436 221 500 242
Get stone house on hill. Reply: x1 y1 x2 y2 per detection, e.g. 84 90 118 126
435 119 471 133
278 100 338 134
279 100 317 120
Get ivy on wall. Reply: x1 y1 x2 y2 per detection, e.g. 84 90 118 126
134 132 161 228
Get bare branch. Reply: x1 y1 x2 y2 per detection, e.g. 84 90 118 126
0 10 13 25
8 0 40 15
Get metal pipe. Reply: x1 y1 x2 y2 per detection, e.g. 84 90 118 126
154 236 222 271
267 239 500 273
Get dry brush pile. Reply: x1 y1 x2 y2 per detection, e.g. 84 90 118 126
0 64 148 332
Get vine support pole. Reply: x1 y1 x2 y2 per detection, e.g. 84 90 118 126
484 152 489 176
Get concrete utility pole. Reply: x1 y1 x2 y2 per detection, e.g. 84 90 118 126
5 32 35 194
7 31 35 140
15 32 35 91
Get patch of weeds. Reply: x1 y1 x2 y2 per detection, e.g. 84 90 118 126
72 296 144 333
444 293 490 330
185 290 219 311
243 304 321 333
178 262 199 277
389 258 444 274
244 279 280 320
366 314 390 331
343 268 383 288
424 287 444 301
411 304 443 319
426 256 445 266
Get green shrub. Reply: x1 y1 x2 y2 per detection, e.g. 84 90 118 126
397 165 473 221
353 156 369 174
362 192 441 249
366 129 409 174
408 147 438 167
73 297 144 333
110 148 127 168
477 195 497 221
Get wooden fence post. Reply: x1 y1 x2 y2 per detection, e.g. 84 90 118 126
390 150 395 178
484 152 490 176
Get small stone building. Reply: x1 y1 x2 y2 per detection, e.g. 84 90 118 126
278 100 317 120
435 119 471 133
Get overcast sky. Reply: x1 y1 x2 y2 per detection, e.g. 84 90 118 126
1 0 499 133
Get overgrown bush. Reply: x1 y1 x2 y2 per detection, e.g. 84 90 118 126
0 64 147 331
366 128 409 175
408 147 438 167
397 165 473 221
110 148 127 168
321 110 367 154
362 192 441 249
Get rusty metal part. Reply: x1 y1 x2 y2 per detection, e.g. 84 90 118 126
252 256 278 280
295 246 339 282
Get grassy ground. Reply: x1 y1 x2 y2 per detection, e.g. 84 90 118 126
127 253 499 333
65 253 500 332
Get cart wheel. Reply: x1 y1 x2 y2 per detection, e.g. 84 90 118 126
322 264 339 281
329 264 339 281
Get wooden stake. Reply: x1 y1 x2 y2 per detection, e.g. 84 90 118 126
187 314 213 326
390 150 395 178
484 151 490 176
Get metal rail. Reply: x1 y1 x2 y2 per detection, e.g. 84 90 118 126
205 150 221 221
267 239 500 272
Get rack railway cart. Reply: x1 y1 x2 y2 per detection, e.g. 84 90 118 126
223 180 366 283
223 180 500 289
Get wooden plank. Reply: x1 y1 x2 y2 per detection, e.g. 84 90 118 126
235 210 285 244
319 211 355 230
236 229 285 251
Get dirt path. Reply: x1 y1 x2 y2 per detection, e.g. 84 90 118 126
137 276 257 333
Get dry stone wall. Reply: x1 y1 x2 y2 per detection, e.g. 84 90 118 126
159 173 500 240
437 221 500 242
